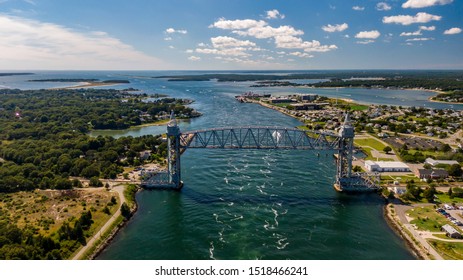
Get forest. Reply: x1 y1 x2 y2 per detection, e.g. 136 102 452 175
0 88 199 259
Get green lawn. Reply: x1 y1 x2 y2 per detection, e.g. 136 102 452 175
435 193 463 204
349 104 369 111
354 137 387 151
406 206 450 232
428 239 463 260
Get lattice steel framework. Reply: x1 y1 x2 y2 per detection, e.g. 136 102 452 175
141 114 380 192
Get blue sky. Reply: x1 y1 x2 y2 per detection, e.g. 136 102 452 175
0 0 461 70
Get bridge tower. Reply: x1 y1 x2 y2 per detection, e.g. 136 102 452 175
166 112 182 189
335 114 380 192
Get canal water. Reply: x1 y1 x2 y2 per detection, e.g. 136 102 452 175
3 70 445 259
89 72 420 260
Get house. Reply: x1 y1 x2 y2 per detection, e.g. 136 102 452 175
441 224 462 239
415 169 448 180
139 150 152 160
364 160 410 172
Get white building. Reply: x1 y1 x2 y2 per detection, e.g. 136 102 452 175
425 158 459 166
364 160 410 172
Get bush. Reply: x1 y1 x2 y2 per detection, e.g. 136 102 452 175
89 177 103 187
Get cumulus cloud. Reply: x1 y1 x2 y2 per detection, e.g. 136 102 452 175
406 37 435 41
289 52 314 58
400 26 436 36
356 40 375 44
188 56 201 61
402 0 453 8
211 36 256 48
233 25 304 39
352 6 365 11
274 36 337 52
376 2 392 11
420 25 436 31
0 14 165 70
165 28 187 34
210 18 267 30
322 23 348 33
383 12 442 25
266 9 285 19
194 36 258 57
444 27 462 35
355 30 381 39
400 30 422 36
210 17 336 54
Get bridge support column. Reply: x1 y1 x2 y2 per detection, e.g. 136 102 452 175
335 114 380 192
167 113 182 189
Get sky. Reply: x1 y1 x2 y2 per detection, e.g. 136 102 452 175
0 0 462 70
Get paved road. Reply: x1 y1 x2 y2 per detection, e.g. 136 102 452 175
72 184 126 260
393 202 444 260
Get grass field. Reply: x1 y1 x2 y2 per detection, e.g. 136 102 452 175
406 205 450 232
349 104 369 111
354 137 387 151
0 188 119 237
428 239 463 260
435 193 463 204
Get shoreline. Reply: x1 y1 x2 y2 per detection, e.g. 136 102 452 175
86 185 141 260
428 96 463 105
55 81 127 90
383 202 429 260
248 98 425 260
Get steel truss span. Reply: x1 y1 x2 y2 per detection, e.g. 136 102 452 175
141 113 380 192
180 127 341 150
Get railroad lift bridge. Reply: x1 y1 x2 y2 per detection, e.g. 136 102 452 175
141 113 380 192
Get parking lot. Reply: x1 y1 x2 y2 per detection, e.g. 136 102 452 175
383 136 445 151
437 206 463 228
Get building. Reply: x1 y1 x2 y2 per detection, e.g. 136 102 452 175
415 169 448 180
364 160 410 172
139 150 152 160
299 94 318 102
441 224 462 239
290 103 327 111
425 158 459 166
269 97 295 104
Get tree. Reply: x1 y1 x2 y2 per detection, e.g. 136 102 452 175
352 165 363 172
383 146 392 154
447 164 462 177
441 144 452 153
423 186 436 202
120 202 131 219
89 177 103 187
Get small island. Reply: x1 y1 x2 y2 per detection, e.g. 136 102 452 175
158 70 463 103
29 78 131 89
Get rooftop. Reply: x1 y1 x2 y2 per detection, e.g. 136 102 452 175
365 160 410 168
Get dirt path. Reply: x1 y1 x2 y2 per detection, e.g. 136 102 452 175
72 183 126 260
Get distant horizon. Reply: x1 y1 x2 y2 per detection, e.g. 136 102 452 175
1 68 463 72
